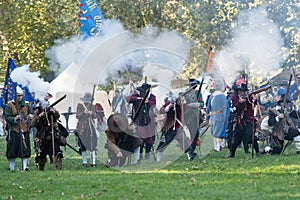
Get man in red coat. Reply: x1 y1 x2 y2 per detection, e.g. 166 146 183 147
126 83 156 162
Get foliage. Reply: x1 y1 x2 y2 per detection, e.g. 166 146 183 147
0 0 78 80
1 0 300 82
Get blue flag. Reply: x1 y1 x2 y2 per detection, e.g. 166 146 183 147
79 0 105 40
0 58 34 109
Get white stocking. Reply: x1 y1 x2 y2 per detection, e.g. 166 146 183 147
9 158 16 171
22 158 28 170
134 146 140 164
156 151 163 162
90 151 96 165
82 151 87 164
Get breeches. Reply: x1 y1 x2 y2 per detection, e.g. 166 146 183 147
6 130 31 159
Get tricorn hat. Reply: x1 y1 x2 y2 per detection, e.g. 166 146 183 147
107 113 128 133
136 83 151 92
188 78 200 87
80 92 93 102
236 83 249 91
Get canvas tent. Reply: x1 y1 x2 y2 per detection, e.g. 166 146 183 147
48 62 111 130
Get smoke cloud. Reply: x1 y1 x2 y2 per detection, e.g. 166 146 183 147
10 65 50 99
214 6 287 86
45 19 126 74
46 20 192 106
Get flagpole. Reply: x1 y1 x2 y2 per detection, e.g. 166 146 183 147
2 58 11 108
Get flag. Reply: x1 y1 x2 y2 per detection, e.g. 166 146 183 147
0 58 33 109
204 46 214 72
79 0 105 40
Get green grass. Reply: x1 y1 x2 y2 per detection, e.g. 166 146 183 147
0 132 299 200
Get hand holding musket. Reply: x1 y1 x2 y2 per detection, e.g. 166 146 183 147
237 85 272 105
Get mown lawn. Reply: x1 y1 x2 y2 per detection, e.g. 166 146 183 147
0 133 299 200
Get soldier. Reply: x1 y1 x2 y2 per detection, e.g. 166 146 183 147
105 113 142 167
75 92 98 167
227 83 261 158
182 78 203 159
126 83 156 162
31 101 64 170
156 93 195 162
266 89 300 154
4 86 33 171
206 80 230 152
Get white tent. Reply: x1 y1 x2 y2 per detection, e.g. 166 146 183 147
48 62 111 130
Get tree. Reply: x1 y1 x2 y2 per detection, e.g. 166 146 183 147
1 0 300 83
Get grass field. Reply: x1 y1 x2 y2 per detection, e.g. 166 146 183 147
0 131 299 200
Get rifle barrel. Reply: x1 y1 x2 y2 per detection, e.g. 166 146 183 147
49 94 67 108
249 85 271 96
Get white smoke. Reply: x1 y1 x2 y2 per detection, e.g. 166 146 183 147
46 19 192 107
45 19 126 74
10 65 50 99
214 6 287 86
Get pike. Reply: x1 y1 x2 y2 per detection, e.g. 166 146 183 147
89 85 97 151
281 74 293 155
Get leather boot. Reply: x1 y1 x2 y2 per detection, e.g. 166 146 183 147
38 158 47 171
54 152 63 170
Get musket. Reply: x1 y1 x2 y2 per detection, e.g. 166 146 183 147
248 85 272 96
131 77 150 124
291 67 299 93
132 88 151 124
44 94 67 126
283 75 293 108
196 78 204 100
65 142 81 155
291 66 300 122
51 114 55 169
179 84 197 97
49 94 67 109
248 82 270 158
46 94 67 167
281 74 293 155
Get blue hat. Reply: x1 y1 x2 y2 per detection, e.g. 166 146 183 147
277 88 286 95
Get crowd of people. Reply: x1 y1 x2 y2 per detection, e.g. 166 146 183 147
1 73 300 171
